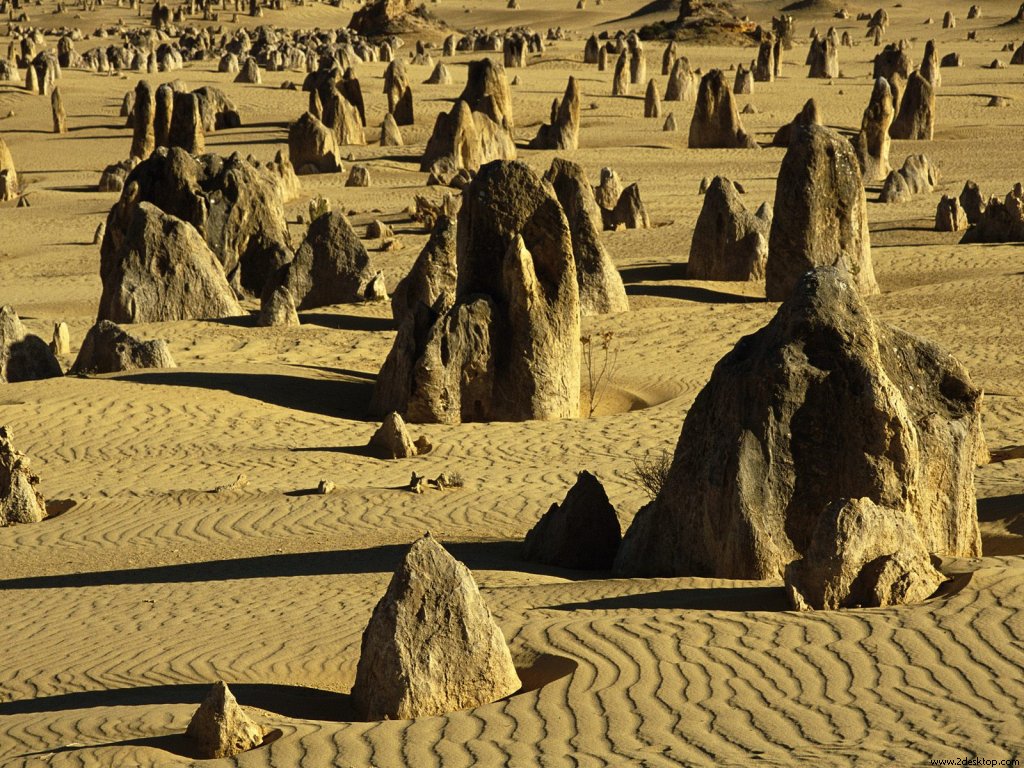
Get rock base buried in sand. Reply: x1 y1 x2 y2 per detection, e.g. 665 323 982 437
523 471 621 569
368 412 429 459
186 681 265 759
0 425 46 526
784 497 946 610
351 534 520 720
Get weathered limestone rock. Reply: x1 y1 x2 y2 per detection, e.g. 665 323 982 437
384 59 414 126
234 56 261 84
644 78 662 118
257 286 300 327
771 98 820 147
612 51 629 96
347 164 371 187
889 70 934 140
168 92 205 154
529 76 580 150
664 56 698 102
373 161 580 423
959 180 984 224
733 64 753 94
960 185 1024 243
807 30 839 78
920 40 941 88
935 195 966 232
101 148 291 296
615 267 984 579
523 470 622 569
754 31 775 82
688 176 771 281
855 77 895 181
380 112 403 146
688 69 757 149
350 534 521 720
425 62 452 85
367 411 421 458
51 86 67 133
784 497 946 610
186 681 265 759
99 202 243 323
0 306 62 383
289 112 342 174
0 135 19 201
421 99 515 175
879 169 912 203
391 215 457 326
129 80 156 160
321 87 366 146
545 158 629 315
606 183 650 230
899 154 939 194
766 125 877 301
459 58 514 131
262 211 372 310
70 320 176 374
0 425 46 526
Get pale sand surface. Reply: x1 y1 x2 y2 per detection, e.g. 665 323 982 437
1 0 1023 764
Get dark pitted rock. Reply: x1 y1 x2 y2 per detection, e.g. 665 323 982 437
889 70 934 140
615 267 984 579
350 534 521 720
523 470 622 569
771 98 819 147
935 194 965 232
960 185 1024 243
70 320 175 374
959 181 984 224
766 124 876 301
688 176 771 281
784 497 946 610
101 147 291 296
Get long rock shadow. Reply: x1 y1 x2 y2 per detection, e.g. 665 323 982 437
0 541 577 590
545 585 790 612
112 369 373 420
299 312 395 332
626 283 766 303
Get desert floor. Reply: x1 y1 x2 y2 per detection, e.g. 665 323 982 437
1 0 1023 764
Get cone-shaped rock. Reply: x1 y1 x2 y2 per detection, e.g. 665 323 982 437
0 425 46 526
855 77 895 181
688 176 771 281
889 70 934 140
766 124 877 301
523 470 622 569
262 211 372 311
186 681 265 759
664 56 698 101
351 534 521 720
258 286 300 327
391 215 457 326
380 112 404 146
289 112 342 174
784 497 946 610
98 202 242 323
614 267 983 579
544 158 629 315
529 76 580 150
771 97 819 147
70 320 175 374
688 69 757 148
367 411 418 459
460 58 514 130
644 78 661 117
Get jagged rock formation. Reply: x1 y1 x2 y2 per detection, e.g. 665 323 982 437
523 470 622 569
350 534 521 720
889 70 934 140
688 176 771 281
372 161 580 424
289 112 342 174
390 216 457 326
766 125 877 301
855 77 895 181
101 148 292 296
615 267 984 579
0 305 62 383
